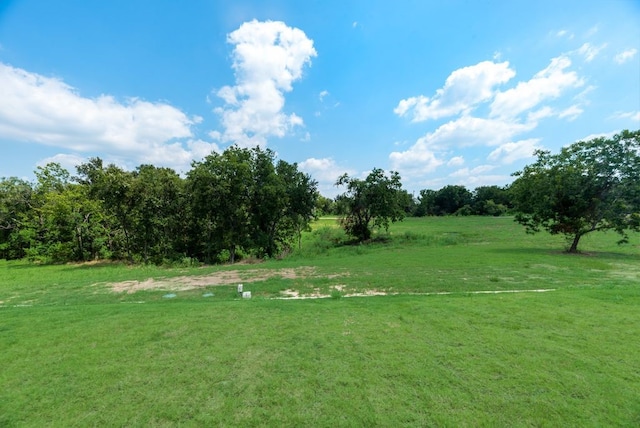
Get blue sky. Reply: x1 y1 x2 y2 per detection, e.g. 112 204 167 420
1 0 638 196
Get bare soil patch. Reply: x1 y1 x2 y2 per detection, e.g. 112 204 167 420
106 266 328 293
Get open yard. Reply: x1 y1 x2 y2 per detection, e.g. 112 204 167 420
1 217 639 426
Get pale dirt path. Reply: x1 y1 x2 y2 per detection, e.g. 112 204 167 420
105 266 342 294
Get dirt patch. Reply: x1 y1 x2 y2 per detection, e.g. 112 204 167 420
106 266 329 293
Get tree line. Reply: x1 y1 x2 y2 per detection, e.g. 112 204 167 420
315 184 512 218
1 130 638 260
0 147 318 264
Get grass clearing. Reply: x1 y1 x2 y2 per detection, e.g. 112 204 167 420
1 217 639 426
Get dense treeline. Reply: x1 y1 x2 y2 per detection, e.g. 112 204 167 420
0 147 318 264
4 131 634 262
316 184 512 218
0 160 512 263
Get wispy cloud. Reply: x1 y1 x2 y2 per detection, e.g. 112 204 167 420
576 42 607 62
609 111 640 121
614 48 638 64
488 139 541 164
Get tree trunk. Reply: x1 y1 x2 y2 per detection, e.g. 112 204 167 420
568 233 581 253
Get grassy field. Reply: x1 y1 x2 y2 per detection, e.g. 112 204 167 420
1 217 639 426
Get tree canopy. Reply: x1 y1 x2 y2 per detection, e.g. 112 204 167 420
335 168 405 241
510 129 640 252
0 146 318 264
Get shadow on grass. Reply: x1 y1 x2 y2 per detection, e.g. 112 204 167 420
490 247 640 261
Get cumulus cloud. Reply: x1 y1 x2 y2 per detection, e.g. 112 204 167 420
0 62 214 172
389 139 444 178
36 153 86 172
449 164 494 178
447 165 509 188
299 157 355 196
614 48 638 64
394 61 515 122
389 115 537 179
488 139 541 164
390 54 590 182
0 63 195 149
213 20 316 147
299 157 353 183
490 56 584 119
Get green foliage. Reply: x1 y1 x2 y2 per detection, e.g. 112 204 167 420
0 177 33 259
188 146 318 263
335 168 405 241
0 148 317 265
511 129 640 252
414 184 510 217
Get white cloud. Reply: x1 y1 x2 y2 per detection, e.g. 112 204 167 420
447 156 465 167
557 104 583 121
0 62 210 172
447 165 509 188
0 63 195 150
614 48 638 64
36 153 86 173
389 137 444 177
319 90 329 101
488 139 541 164
576 42 607 62
526 106 555 123
394 61 515 122
490 56 584 119
186 139 221 159
449 164 494 178
610 111 640 121
578 130 619 142
299 157 355 197
299 157 351 183
427 115 536 148
554 29 574 39
389 115 536 179
214 20 317 148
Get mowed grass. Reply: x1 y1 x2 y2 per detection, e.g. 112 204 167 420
1 217 639 426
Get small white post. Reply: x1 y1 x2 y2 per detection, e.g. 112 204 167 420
237 284 243 294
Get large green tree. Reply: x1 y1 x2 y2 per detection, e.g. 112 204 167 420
188 147 253 263
0 177 34 259
130 165 186 263
510 130 640 252
275 159 318 251
335 168 405 241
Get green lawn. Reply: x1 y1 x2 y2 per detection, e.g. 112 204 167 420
1 217 639 426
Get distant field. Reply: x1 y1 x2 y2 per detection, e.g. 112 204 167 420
1 217 639 426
